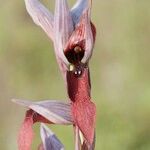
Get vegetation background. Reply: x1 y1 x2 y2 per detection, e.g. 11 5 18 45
0 0 150 149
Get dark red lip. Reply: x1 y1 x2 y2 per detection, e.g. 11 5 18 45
67 67 96 144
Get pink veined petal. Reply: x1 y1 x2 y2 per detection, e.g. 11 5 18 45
12 99 73 125
80 8 94 64
53 0 74 68
71 0 89 25
54 0 74 48
32 100 73 124
24 0 54 40
72 0 95 64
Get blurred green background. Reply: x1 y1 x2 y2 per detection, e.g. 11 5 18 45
0 0 150 149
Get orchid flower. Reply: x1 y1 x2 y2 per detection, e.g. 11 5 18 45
13 0 96 150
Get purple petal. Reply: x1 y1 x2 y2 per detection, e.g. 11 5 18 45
40 123 64 150
53 0 74 66
24 0 54 40
71 0 89 25
12 99 73 125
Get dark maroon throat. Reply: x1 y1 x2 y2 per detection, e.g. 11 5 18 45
64 45 85 65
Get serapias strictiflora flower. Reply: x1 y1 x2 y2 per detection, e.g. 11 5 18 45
24 0 96 77
13 0 96 149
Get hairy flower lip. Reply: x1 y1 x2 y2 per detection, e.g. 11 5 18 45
66 66 90 101
66 66 96 145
